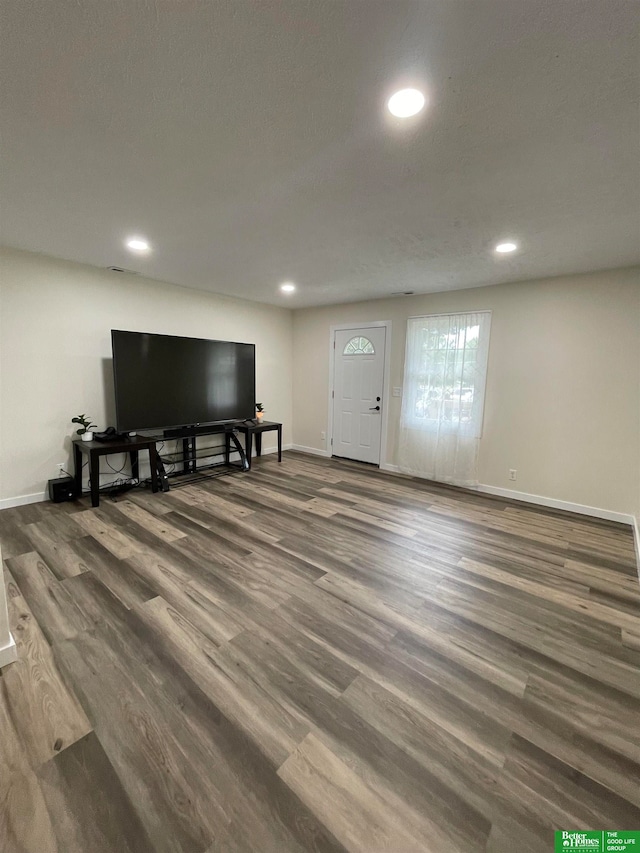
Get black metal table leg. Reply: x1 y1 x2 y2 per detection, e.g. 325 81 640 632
228 430 249 470
245 431 253 470
89 450 100 507
73 442 83 498
148 444 159 493
129 450 140 482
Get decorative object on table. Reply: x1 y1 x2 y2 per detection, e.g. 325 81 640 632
255 402 264 423
72 414 98 442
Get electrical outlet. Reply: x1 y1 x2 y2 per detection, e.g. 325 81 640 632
320 431 326 441
509 469 517 481
56 463 66 476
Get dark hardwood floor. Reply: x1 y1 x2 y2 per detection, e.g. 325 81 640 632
1 451 639 852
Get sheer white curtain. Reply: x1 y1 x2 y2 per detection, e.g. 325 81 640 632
398 312 491 486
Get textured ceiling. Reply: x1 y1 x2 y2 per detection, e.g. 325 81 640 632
1 1 638 307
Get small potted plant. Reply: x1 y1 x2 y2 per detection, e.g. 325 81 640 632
72 414 98 442
255 403 264 423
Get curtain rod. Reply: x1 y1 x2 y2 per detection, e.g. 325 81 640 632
407 309 492 320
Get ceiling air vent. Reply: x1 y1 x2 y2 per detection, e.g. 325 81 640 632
107 266 139 274
391 290 414 296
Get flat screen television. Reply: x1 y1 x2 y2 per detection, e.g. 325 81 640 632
111 330 256 432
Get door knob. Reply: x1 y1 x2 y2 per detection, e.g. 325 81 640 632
369 405 381 411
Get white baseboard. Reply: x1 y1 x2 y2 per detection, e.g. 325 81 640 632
292 446 397 465
475 483 635 526
380 463 400 473
633 516 640 582
255 442 293 456
372 467 636 528
291 444 331 458
229 443 292 460
0 635 17 669
0 491 47 511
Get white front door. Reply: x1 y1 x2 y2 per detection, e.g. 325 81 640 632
332 327 386 465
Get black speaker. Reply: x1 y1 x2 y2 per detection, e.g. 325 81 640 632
48 476 75 503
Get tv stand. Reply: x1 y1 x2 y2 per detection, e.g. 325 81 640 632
155 423 249 490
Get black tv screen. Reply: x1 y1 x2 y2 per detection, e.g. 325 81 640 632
111 330 255 432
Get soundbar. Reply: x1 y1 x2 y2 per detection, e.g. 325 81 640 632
163 422 238 439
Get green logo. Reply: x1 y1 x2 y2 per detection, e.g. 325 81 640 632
555 831 640 852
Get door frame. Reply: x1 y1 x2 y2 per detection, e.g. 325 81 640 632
328 320 392 468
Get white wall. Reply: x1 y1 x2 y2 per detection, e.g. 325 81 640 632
293 267 640 518
2 248 638 522
0 248 293 503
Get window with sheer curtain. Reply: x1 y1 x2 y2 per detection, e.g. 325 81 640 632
398 311 491 486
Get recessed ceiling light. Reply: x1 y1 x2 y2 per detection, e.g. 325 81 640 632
126 237 151 253
495 241 518 254
387 88 426 118
280 282 296 293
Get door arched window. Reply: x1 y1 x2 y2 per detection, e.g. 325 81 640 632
343 336 375 355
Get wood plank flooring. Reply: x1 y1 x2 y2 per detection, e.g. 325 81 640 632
1 451 639 852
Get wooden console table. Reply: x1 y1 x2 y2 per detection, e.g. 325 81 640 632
73 436 160 507
234 421 282 470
